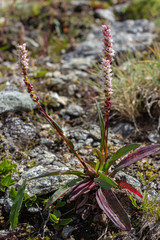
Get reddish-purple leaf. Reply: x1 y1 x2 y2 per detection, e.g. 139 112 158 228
45 178 82 210
69 180 96 201
114 144 160 172
116 180 143 198
96 188 131 231
86 163 97 175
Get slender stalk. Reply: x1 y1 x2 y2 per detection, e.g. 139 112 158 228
17 44 93 178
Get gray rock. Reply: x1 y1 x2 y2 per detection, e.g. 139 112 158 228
63 19 155 67
0 197 4 205
74 142 84 150
46 78 65 89
3 116 37 146
34 151 57 166
66 129 88 141
62 56 94 70
27 207 42 213
61 72 79 82
84 138 94 145
112 122 136 138
89 124 101 141
0 230 11 239
147 190 159 201
95 9 116 22
61 225 74 239
61 104 84 117
0 89 36 114
113 3 129 14
19 164 73 196
39 138 56 149
148 131 159 143
3 189 13 213
71 0 90 7
49 92 68 106
68 84 78 96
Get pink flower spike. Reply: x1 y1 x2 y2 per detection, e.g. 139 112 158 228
101 25 114 116
101 25 114 158
17 43 39 104
17 43 29 74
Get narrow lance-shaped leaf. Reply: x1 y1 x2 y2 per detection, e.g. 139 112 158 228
28 170 85 180
94 171 117 190
10 181 26 230
85 163 97 175
45 178 82 210
96 100 106 153
42 112 92 176
137 171 145 184
99 171 117 187
94 148 105 171
116 179 143 198
146 174 158 184
96 188 131 231
69 180 97 201
84 160 96 169
105 144 140 171
114 144 160 172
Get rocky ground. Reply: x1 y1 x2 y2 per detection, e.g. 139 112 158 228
0 0 160 239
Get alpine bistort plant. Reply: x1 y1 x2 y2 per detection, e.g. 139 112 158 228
10 26 160 232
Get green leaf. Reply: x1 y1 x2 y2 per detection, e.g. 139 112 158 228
43 114 63 134
56 201 66 208
59 218 73 225
2 174 15 187
96 101 106 152
0 45 10 51
146 174 158 184
137 171 145 184
129 194 139 209
29 170 84 180
94 178 114 190
50 213 59 224
94 148 105 171
10 187 18 201
84 160 96 169
9 181 26 230
105 144 140 170
98 171 117 187
45 178 82 210
23 192 31 202
54 209 61 218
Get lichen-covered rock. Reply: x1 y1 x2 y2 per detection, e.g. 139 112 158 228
0 89 37 114
2 116 37 147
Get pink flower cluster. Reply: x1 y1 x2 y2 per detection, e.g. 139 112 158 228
101 25 114 115
17 43 29 75
102 25 114 62
17 43 39 103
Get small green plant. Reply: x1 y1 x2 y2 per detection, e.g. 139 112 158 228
9 26 160 232
0 157 17 192
122 0 160 20
50 201 72 230
129 172 160 220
